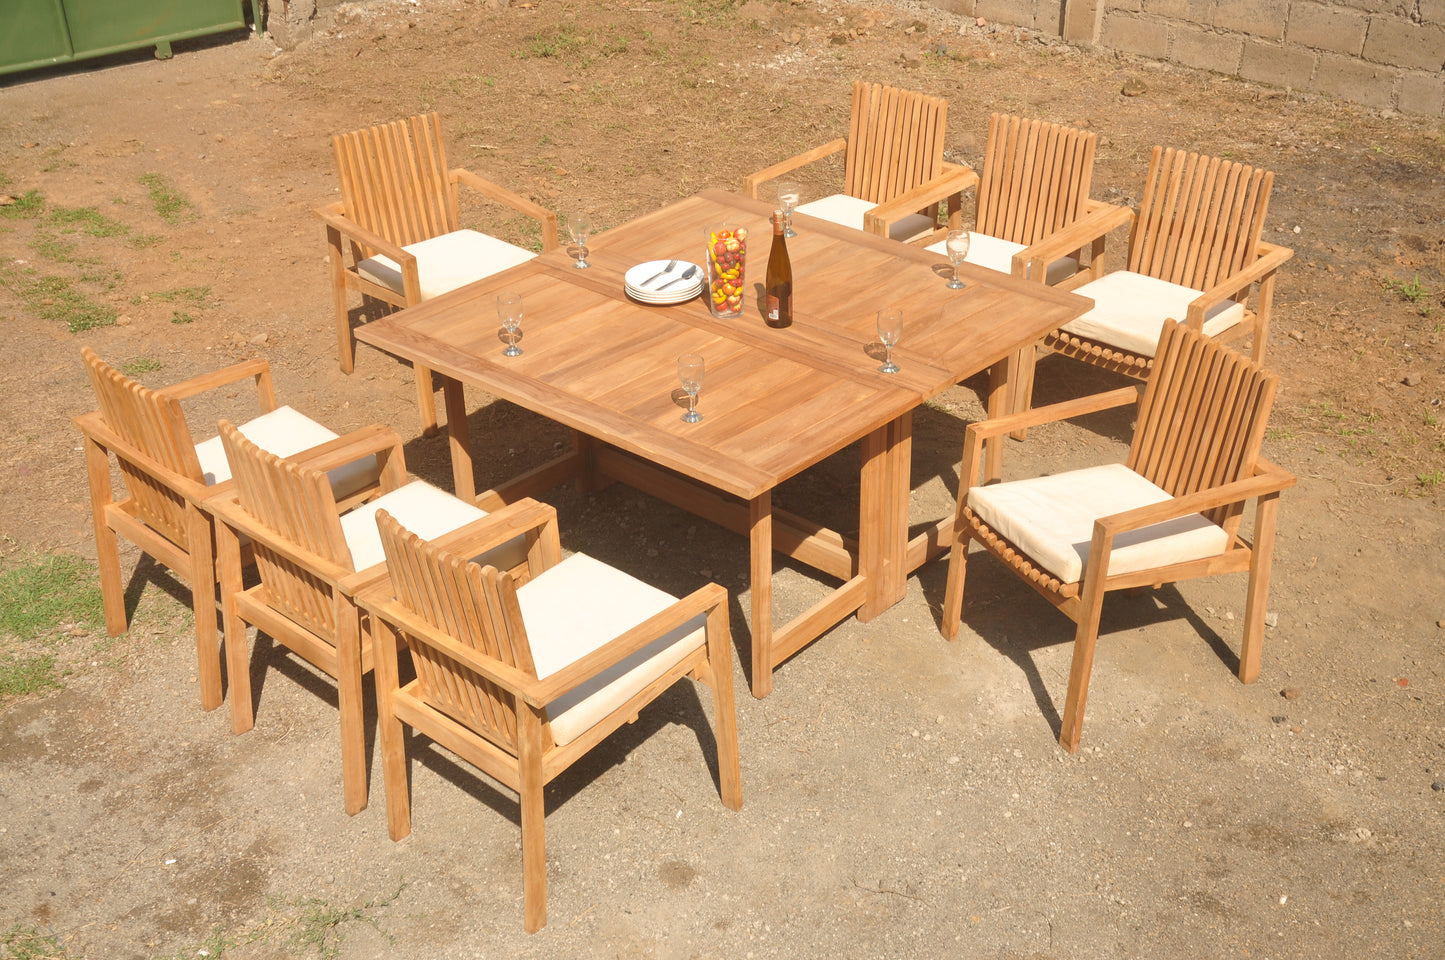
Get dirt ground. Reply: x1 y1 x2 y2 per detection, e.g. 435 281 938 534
2 0 1443 956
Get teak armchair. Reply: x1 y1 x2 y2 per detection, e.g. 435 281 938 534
941 320 1295 752
743 80 970 243
1015 146 1293 415
75 348 381 712
361 503 742 933
315 111 560 435
209 420 529 815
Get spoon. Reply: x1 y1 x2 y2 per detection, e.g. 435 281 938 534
655 264 698 291
640 259 677 288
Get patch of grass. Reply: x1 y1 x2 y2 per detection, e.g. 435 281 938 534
149 285 211 305
0 270 116 332
0 188 46 220
138 172 194 223
0 922 77 959
0 648 61 699
30 230 80 262
1385 272 1429 304
1419 469 1443 488
48 205 130 238
119 357 161 378
170 310 196 325
514 25 587 59
0 554 105 640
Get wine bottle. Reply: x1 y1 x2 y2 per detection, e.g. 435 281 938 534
764 209 792 328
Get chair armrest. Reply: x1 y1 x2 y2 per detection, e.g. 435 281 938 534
862 162 979 237
1185 240 1294 326
207 492 357 586
287 423 408 493
357 592 541 693
742 138 847 199
1094 464 1298 540
73 409 216 504
451 167 560 252
965 385 1140 445
422 497 563 581
312 203 417 267
1014 200 1134 279
157 357 277 412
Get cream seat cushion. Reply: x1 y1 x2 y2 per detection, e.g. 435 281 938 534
518 553 706 747
194 405 379 500
356 229 536 301
924 231 1078 284
796 194 936 244
1062 270 1245 358
341 480 526 573
968 462 1230 585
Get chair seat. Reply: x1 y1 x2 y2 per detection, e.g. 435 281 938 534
1062 271 1245 358
796 194 936 244
925 232 1078 284
968 462 1231 585
340 480 526 573
195 405 379 500
518 554 706 747
356 228 536 301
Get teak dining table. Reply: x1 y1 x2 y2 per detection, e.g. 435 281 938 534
356 189 1091 697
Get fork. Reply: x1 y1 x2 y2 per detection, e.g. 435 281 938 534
640 259 678 288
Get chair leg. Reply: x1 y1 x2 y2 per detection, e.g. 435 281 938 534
940 529 971 641
185 503 222 713
1010 344 1038 441
1239 492 1282 685
83 438 128 637
415 364 440 438
328 227 355 374
373 619 413 841
216 522 254 736
1060 542 1111 753
705 603 743 811
335 597 368 816
518 705 548 933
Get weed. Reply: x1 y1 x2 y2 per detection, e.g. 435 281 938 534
0 648 61 699
0 270 116 332
170 310 196 325
1425 410 1440 428
138 172 194 223
273 888 401 960
0 922 77 959
0 554 105 640
149 285 212 305
515 25 587 59
119 357 161 378
1419 469 1443 488
1385 273 1428 303
30 230 79 262
0 188 46 220
48 205 130 238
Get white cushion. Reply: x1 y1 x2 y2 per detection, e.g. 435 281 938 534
518 553 705 747
796 193 936 244
195 405 379 500
1062 270 1245 358
341 480 526 573
967 462 1230 585
924 231 1078 284
356 229 536 300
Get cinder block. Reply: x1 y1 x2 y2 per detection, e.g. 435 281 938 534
1142 0 1213 20
1239 40 1318 88
1398 71 1445 116
930 0 976 16
1036 0 1064 33
1362 18 1445 71
1100 12 1170 58
1421 0 1445 22
1212 0 1288 40
1286 3 1368 55
1331 0 1414 12
1170 23 1245 72
1312 51 1399 107
976 0 1031 28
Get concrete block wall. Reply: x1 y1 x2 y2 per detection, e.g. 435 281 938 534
931 0 1445 116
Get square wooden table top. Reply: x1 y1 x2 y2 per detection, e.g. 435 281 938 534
356 189 1091 502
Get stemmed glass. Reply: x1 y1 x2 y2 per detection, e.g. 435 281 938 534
678 353 704 423
876 308 902 374
944 229 970 289
776 180 800 238
497 291 523 357
568 212 592 269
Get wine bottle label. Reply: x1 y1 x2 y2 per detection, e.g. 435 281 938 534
766 295 779 320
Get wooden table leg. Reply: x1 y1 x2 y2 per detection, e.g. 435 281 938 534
441 375 475 500
985 357 1011 483
749 491 773 699
860 415 911 621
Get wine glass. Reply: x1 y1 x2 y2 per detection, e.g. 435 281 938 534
497 291 523 357
776 180 800 238
944 229 970 289
568 212 592 269
678 353 704 423
876 308 902 374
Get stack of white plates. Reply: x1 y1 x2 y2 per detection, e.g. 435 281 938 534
625 260 703 305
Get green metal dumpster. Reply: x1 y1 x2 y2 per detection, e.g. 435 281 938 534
0 0 249 77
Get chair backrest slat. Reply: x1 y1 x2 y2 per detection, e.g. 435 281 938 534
220 421 351 637
843 81 947 205
1128 321 1278 532
332 111 459 249
376 510 542 755
1128 146 1272 291
975 114 1097 246
82 348 203 543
